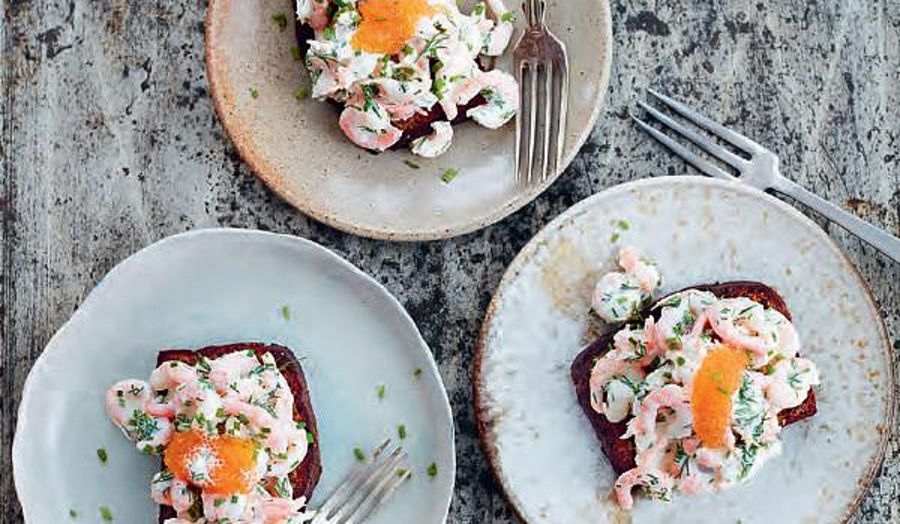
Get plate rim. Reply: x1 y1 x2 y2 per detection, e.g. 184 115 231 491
204 0 614 241
472 175 895 523
12 228 457 522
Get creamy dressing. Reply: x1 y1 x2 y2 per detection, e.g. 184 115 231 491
298 0 518 156
588 248 821 510
106 351 314 524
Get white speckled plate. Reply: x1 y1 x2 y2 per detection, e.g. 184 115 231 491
205 0 612 240
474 177 894 524
13 229 454 524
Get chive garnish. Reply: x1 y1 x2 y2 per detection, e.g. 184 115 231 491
353 447 366 461
249 87 260 98
426 462 438 478
413 368 422 379
280 305 291 320
376 384 386 399
403 159 421 169
69 509 78 519
293 86 309 100
96 448 108 464
440 168 459 184
398 424 407 440
99 506 113 521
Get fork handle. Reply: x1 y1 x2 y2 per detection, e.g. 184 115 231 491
770 177 900 263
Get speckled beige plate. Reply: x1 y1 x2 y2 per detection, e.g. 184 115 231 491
474 177 894 524
205 0 611 240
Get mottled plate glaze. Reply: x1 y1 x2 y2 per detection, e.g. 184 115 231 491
205 0 612 240
474 177 893 523
13 229 455 524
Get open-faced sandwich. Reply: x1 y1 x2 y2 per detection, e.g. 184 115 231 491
105 342 320 524
571 248 820 510
295 0 518 157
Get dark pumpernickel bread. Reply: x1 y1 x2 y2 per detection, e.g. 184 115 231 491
295 20 488 150
156 342 321 523
570 281 818 476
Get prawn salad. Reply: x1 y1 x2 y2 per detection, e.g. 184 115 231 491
106 348 316 524
584 248 820 510
296 0 519 157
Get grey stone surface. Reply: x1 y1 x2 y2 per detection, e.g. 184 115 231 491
1 0 898 522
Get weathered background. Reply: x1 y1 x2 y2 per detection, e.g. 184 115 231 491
1 0 898 522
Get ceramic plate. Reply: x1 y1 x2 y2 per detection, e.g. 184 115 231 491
13 229 455 524
205 0 612 240
474 177 893 523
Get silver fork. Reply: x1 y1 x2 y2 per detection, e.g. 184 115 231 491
513 0 569 185
632 89 900 263
310 440 410 524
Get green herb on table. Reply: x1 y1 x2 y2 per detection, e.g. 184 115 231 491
249 87 260 99
271 13 289 31
376 384 386 400
290 46 303 61
440 168 459 184
354 447 366 461
99 506 113 521
398 424 407 440
280 305 291 320
403 159 421 170
426 461 438 478
96 447 108 464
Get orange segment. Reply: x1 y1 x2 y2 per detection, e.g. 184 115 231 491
351 0 438 55
691 345 749 448
163 430 257 494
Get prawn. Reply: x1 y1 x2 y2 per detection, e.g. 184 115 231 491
766 357 820 411
338 106 402 152
623 384 692 452
483 0 514 56
614 466 674 510
707 298 800 365
618 247 660 293
588 359 644 414
411 121 454 158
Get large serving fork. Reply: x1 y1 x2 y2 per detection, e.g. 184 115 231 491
310 440 410 524
632 89 900 263
513 0 569 185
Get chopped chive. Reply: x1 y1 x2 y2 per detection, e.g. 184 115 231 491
280 305 291 320
617 219 630 230
500 11 516 22
96 448 108 464
99 506 113 521
413 368 422 379
353 447 366 461
293 85 309 100
271 13 288 31
306 431 315 444
397 468 410 478
610 232 620 243
69 509 78 519
249 87 260 98
403 159 421 169
440 168 459 184
376 384 386 399
398 424 407 440
426 462 438 478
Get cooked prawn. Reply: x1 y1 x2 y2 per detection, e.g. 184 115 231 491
483 0 514 56
707 298 800 365
614 466 674 510
338 106 403 152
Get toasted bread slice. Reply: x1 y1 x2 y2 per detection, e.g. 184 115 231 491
570 281 818 476
156 342 321 523
295 21 488 150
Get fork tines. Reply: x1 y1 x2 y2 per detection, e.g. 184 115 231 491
311 439 410 524
630 89 768 181
514 0 569 186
